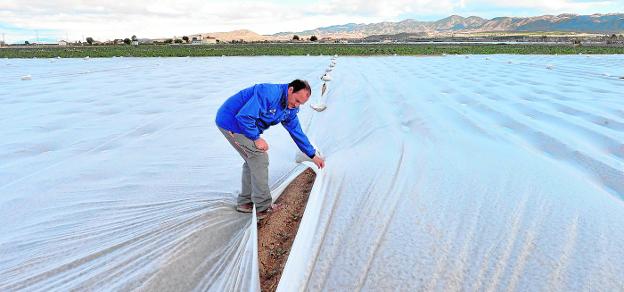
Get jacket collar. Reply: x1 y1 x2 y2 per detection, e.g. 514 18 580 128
280 84 289 109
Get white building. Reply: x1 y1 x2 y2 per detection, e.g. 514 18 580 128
58 40 68 46
201 37 217 44
191 34 218 45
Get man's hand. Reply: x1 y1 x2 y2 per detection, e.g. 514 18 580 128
254 137 269 151
312 155 325 169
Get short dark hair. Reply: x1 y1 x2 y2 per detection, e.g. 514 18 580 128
289 79 311 95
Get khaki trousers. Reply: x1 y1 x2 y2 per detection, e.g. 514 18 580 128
218 127 271 212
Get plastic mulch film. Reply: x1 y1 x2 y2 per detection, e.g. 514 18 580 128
279 55 624 291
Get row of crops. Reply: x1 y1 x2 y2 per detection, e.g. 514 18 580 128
1 43 623 58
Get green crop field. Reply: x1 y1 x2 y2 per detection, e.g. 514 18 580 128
1 43 623 58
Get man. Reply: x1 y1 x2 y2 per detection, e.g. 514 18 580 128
216 79 325 219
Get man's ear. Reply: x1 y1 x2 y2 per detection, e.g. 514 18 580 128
288 87 294 94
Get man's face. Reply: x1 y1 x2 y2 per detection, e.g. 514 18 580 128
287 87 310 109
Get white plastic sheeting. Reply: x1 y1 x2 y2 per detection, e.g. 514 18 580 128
0 57 324 291
280 55 624 291
2 55 624 291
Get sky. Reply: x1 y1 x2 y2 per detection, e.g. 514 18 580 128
0 0 622 44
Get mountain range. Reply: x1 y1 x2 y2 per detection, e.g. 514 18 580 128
197 13 624 41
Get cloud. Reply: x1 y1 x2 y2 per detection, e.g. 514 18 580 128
0 22 61 44
461 0 618 16
0 1 309 41
314 0 460 18
0 0 620 43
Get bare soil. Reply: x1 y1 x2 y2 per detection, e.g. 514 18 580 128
258 168 316 292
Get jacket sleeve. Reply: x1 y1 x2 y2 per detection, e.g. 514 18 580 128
235 88 264 141
282 114 316 158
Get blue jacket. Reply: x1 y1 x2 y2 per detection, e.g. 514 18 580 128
216 83 316 158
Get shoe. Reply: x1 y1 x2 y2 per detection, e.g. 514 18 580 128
236 203 253 213
256 203 285 220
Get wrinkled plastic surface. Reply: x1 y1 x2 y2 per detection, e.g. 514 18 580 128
279 55 624 291
2 55 624 291
0 57 324 291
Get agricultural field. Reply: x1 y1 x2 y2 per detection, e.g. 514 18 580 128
1 43 624 58
1 55 623 290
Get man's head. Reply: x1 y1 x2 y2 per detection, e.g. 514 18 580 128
287 79 311 109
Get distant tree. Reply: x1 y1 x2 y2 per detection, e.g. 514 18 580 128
174 39 183 44
86 37 94 45
131 35 138 41
182 36 189 43
24 40 30 45
123 38 131 45
192 37 198 42
293 35 300 41
164 39 173 44
310 35 318 42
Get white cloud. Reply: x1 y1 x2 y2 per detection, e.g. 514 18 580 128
463 0 617 15
314 0 462 18
0 0 620 42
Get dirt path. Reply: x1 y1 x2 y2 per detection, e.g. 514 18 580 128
258 168 316 292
